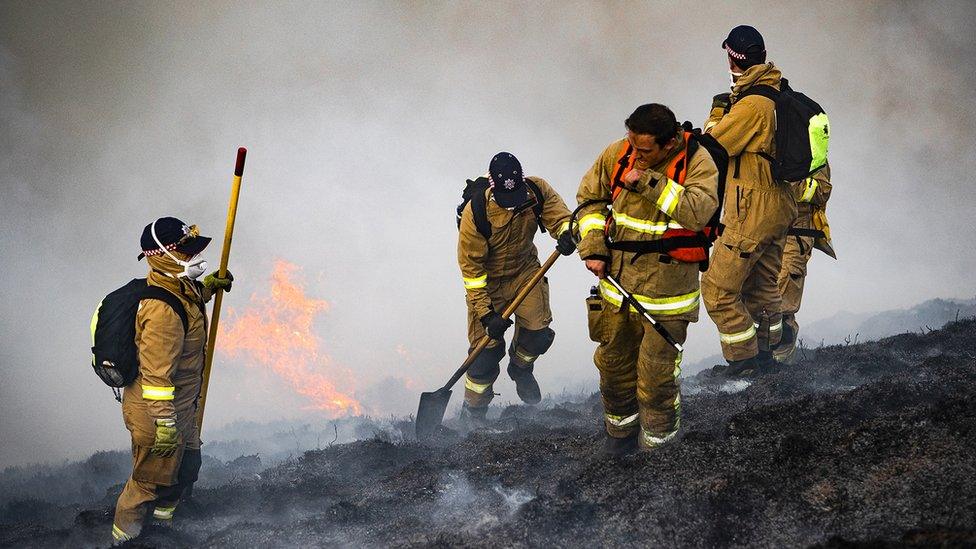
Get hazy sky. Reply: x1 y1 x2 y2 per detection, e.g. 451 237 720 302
2 1 975 468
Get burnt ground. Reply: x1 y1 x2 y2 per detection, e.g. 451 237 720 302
3 320 976 548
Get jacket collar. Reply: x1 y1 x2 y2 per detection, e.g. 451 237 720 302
146 255 204 305
649 131 687 174
731 62 781 100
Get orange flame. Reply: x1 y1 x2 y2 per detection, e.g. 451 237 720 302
217 260 361 416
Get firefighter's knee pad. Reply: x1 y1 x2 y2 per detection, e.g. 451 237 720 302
468 342 504 381
510 327 555 367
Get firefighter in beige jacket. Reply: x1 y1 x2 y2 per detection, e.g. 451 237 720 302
774 163 834 363
700 26 797 376
576 104 718 454
457 152 574 424
112 217 232 544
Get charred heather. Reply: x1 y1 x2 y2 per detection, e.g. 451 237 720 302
3 320 976 547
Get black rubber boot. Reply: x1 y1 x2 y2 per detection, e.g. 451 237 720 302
507 362 542 405
725 355 761 377
726 352 776 377
772 322 797 364
603 431 639 457
459 402 489 430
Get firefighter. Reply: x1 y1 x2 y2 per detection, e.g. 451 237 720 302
773 164 834 363
576 104 719 454
457 152 574 425
112 217 233 544
700 25 798 376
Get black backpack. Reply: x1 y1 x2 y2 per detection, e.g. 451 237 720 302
738 78 830 182
90 279 189 400
682 125 730 251
455 176 546 239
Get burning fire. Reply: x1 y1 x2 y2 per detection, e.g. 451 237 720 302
217 260 361 416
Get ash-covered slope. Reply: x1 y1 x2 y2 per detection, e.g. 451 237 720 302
4 321 976 548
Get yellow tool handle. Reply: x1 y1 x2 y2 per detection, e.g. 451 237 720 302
196 147 246 434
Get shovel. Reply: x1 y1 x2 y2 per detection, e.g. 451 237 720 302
415 249 562 440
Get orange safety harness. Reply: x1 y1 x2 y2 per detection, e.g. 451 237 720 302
606 131 713 264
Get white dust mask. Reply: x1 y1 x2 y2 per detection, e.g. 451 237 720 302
151 221 208 279
181 254 208 280
729 70 743 89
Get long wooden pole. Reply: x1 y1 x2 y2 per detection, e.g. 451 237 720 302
196 147 246 434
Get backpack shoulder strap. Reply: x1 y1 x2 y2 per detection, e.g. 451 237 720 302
738 84 779 102
685 133 701 169
610 142 634 201
523 178 547 233
470 185 492 240
141 286 189 334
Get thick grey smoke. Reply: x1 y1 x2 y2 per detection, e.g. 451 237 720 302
2 1 975 468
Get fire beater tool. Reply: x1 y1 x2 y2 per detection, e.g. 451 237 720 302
603 274 683 352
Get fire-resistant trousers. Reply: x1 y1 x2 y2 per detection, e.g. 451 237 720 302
776 204 815 353
113 407 201 541
701 181 796 361
463 267 552 408
589 300 687 449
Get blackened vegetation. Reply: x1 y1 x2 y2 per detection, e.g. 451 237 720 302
4 320 976 548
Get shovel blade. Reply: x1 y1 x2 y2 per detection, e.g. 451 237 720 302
416 388 452 440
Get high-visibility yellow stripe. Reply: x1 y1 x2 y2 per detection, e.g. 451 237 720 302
578 213 607 237
514 349 538 363
598 280 700 316
153 506 176 520
90 300 102 346
673 351 683 378
799 177 818 202
720 325 757 344
112 524 132 541
605 412 639 427
557 220 570 235
142 385 175 400
90 300 103 367
464 376 492 394
770 320 783 332
641 425 679 447
612 212 669 234
462 274 487 289
655 178 684 217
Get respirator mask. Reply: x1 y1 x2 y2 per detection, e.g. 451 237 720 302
151 220 208 279
729 70 743 89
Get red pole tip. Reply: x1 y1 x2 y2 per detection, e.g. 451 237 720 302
234 147 247 176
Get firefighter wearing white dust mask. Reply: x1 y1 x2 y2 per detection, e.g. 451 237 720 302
112 217 233 543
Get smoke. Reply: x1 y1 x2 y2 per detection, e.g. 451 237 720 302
433 471 534 532
2 1 976 468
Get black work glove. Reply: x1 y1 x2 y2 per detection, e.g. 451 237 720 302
712 93 731 111
480 311 513 340
556 230 577 256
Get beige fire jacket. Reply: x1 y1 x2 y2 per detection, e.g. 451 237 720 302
575 133 719 321
122 254 211 447
705 62 782 190
458 176 572 319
